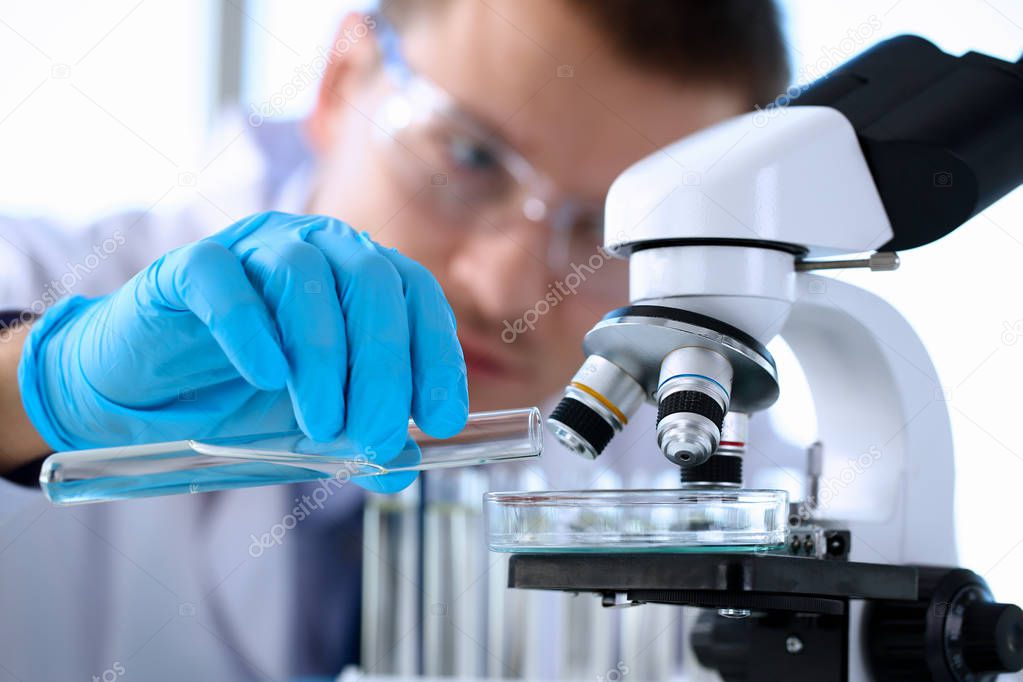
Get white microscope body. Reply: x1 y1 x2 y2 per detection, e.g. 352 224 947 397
605 103 957 562
603 105 959 680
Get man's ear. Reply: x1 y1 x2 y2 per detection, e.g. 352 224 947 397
306 12 379 153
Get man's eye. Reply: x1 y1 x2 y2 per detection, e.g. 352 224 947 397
447 135 499 171
575 215 604 242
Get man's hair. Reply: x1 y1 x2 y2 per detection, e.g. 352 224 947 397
379 0 791 108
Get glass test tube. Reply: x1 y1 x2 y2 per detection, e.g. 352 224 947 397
39 408 542 505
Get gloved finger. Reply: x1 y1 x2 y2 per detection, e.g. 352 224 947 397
354 437 420 493
306 226 412 462
202 211 279 249
153 241 288 391
243 240 346 442
378 248 468 438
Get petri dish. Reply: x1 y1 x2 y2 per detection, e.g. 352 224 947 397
485 488 787 553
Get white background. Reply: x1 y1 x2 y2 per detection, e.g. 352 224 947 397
1 0 1021 606
782 0 1023 609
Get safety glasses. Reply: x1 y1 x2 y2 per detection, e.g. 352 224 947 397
368 14 626 300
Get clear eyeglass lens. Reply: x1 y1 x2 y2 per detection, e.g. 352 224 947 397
376 91 627 299
378 91 515 202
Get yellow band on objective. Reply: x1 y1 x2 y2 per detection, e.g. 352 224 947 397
570 381 628 426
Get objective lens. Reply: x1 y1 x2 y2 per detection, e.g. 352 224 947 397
656 347 733 467
679 412 747 487
547 355 644 459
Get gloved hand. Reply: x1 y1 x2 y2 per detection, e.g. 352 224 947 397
18 211 468 492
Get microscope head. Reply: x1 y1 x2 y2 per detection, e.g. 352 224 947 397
548 106 894 470
549 36 1023 472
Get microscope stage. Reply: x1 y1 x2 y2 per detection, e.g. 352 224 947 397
506 551 918 614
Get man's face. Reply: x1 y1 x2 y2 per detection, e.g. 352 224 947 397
306 0 745 411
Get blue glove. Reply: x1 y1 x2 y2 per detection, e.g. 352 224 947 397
18 211 468 492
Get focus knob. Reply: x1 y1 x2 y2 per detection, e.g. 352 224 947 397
865 567 1023 681
960 602 1023 674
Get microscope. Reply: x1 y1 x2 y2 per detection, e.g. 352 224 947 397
496 36 1023 681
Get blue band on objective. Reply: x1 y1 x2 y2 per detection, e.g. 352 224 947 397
656 373 730 399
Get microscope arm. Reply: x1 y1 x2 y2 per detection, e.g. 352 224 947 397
794 36 1023 251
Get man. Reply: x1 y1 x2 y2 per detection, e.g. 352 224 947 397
0 1 789 679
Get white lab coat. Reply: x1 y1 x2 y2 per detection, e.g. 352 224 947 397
0 118 805 682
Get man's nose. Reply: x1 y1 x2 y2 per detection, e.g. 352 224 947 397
448 219 552 324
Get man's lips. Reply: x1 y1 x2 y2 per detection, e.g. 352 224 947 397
458 334 521 380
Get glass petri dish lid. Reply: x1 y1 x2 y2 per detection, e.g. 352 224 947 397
485 488 787 553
